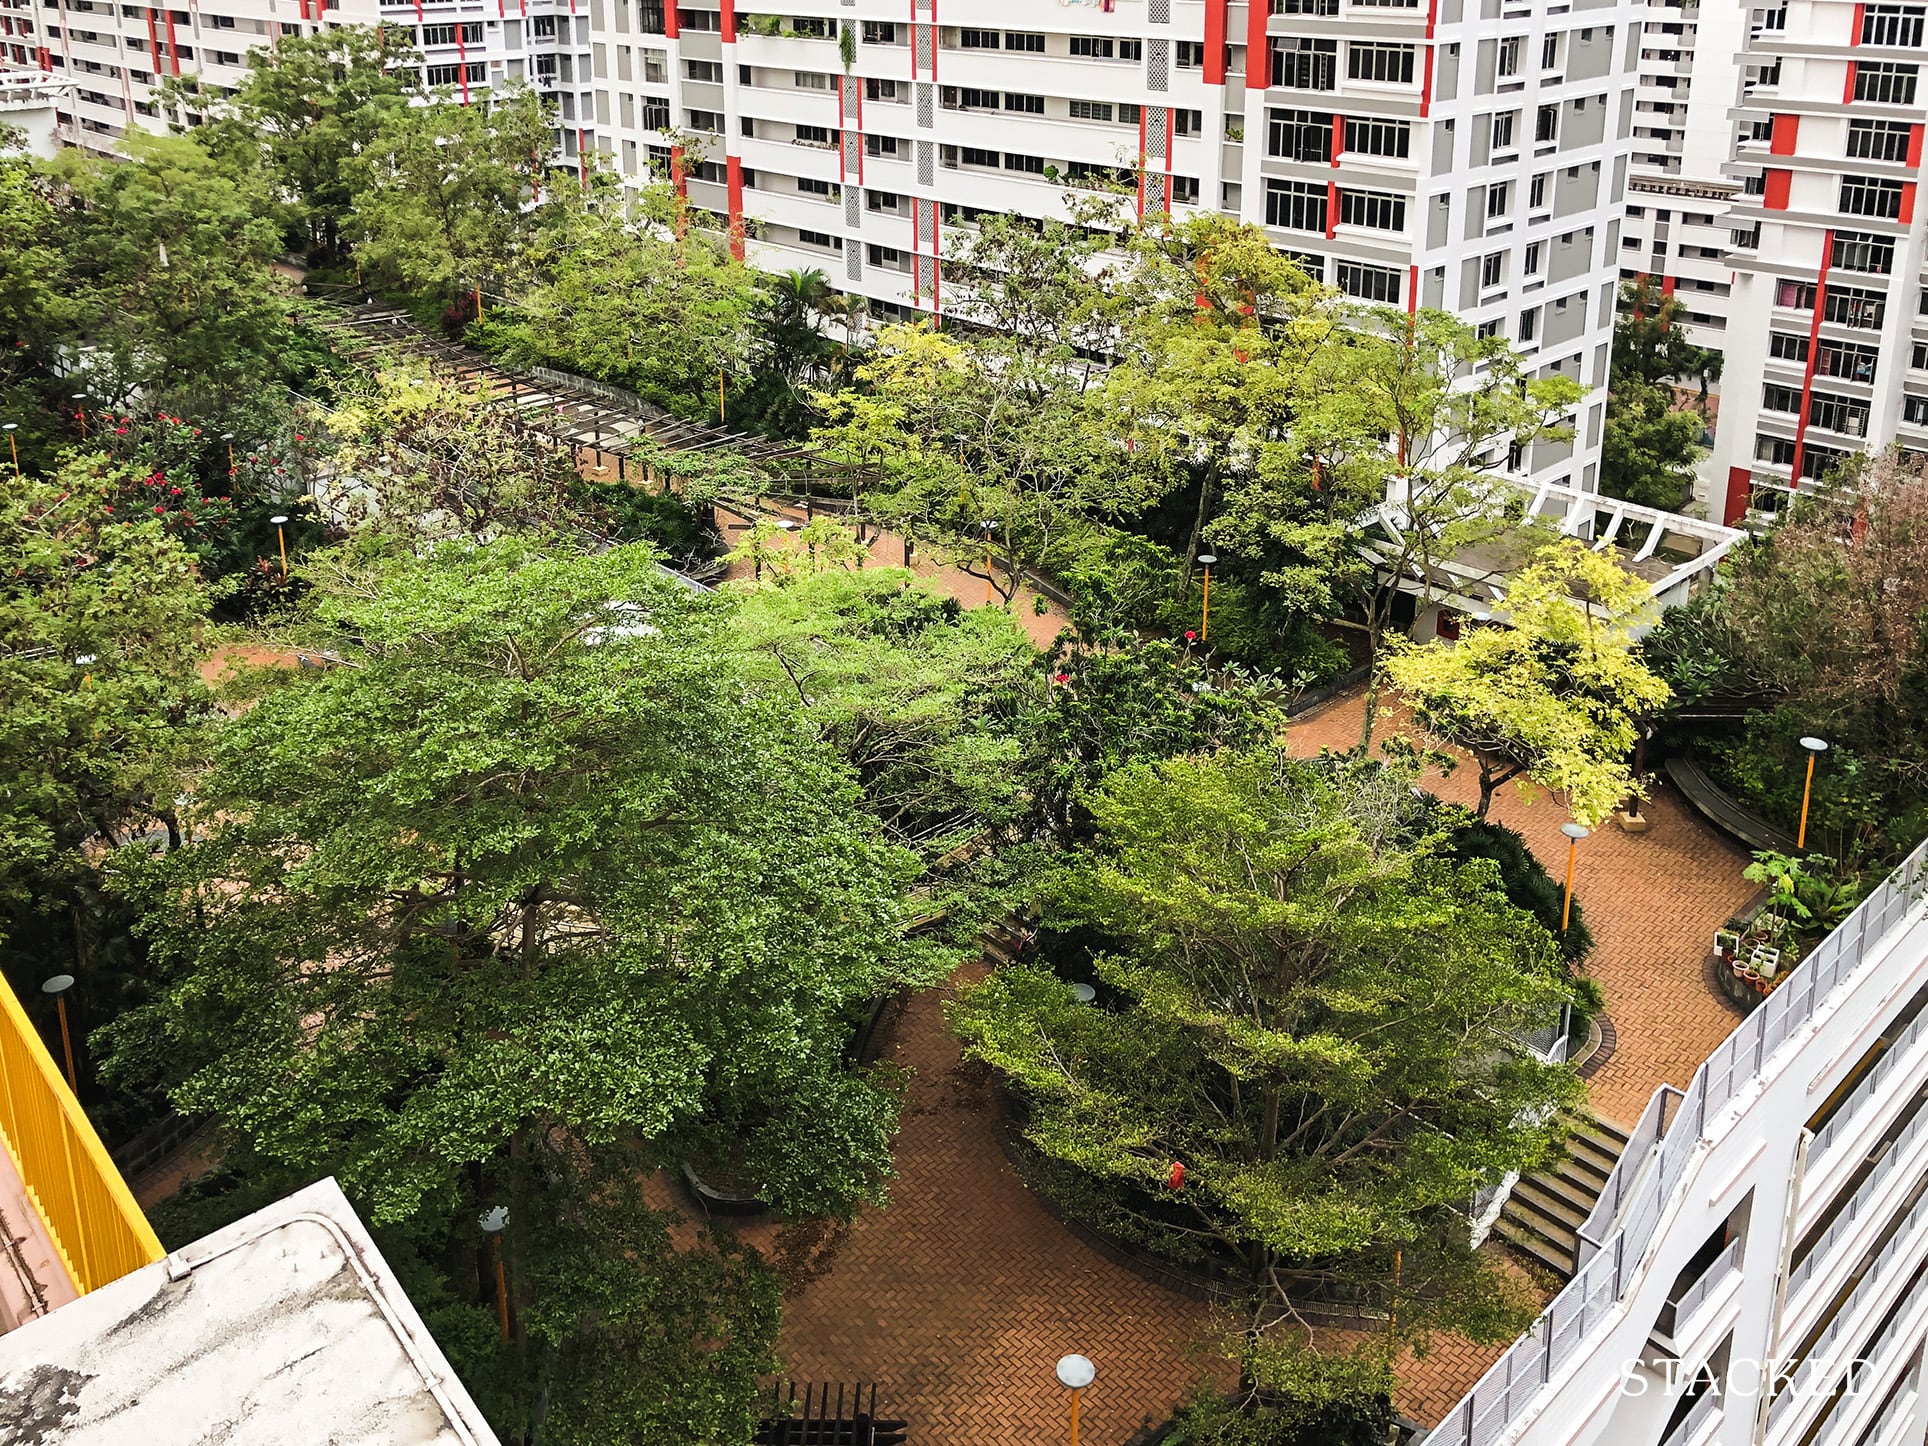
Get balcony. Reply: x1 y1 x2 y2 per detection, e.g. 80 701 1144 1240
0 967 161 1328
1649 1236 1744 1355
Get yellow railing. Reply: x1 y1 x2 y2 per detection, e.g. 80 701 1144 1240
0 972 163 1293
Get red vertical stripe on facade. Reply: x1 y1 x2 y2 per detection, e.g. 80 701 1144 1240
143 6 161 68
1910 124 1925 167
1661 275 1676 295
670 144 686 198
1723 467 1752 526
1325 181 1338 238
1769 114 1798 154
720 0 735 42
726 155 745 260
1419 46 1435 118
1851 2 1865 41
1903 182 1919 223
664 2 677 37
1331 113 1344 164
1247 0 1269 89
1406 265 1418 315
1136 109 1148 218
454 23 472 103
1763 168 1791 209
1204 0 1226 83
1844 62 1858 101
161 7 179 73
1788 228 1834 490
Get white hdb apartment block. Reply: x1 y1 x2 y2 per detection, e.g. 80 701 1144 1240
3 0 1649 502
1423 839 1928 1446
1708 0 1928 528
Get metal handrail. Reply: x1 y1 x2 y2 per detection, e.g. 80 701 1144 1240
1435 836 1928 1446
0 971 163 1293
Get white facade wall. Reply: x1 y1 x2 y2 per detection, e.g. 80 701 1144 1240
1426 839 1928 1446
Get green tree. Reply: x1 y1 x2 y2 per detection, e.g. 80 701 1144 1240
1602 380 1702 512
346 84 553 304
162 24 413 257
105 538 949 1442
1613 277 1722 397
951 749 1580 1399
0 463 212 918
0 130 70 377
49 131 290 407
488 187 763 415
1382 539 1672 824
1274 307 1585 744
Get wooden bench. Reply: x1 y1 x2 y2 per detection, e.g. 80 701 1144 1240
1664 755 1799 855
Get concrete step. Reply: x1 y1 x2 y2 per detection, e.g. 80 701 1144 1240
1492 1215 1575 1278
1509 1177 1593 1233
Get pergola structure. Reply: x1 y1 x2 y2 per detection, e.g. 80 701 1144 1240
1363 478 1746 639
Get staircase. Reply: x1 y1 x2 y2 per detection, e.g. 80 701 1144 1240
1493 1115 1631 1279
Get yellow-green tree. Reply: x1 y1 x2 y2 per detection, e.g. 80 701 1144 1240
1382 539 1672 824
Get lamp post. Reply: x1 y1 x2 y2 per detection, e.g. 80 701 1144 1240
3 423 18 473
71 394 87 439
1196 554 1216 642
980 520 997 606
1797 736 1829 850
41 975 77 1090
1055 1354 1095 1446
1560 823 1590 933
75 653 97 689
222 432 235 474
479 1205 510 1341
269 515 290 578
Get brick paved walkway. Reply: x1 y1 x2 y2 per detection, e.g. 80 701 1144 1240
742 963 1229 1446
1283 688 1756 1127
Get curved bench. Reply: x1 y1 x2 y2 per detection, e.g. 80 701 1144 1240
1664 755 1799 855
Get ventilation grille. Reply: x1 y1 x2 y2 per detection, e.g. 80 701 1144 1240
915 82 934 128
840 74 859 109
1147 107 1171 158
913 24 934 73
917 138 935 185
846 244 863 280
844 187 861 227
915 255 936 298
842 129 861 173
1148 0 1170 20
1146 39 1169 92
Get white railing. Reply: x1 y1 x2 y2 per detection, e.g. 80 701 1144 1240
1659 1386 1720 1446
1769 1191 1928 1432
1796 1265 1928 1446
1577 1085 1683 1264
1431 837 1928 1446
1670 1236 1743 1338
1786 1114 1928 1308
1809 1005 1928 1166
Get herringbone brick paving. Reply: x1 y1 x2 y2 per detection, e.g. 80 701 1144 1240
749 684 1757 1440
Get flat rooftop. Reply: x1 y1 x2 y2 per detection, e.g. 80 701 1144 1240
0 1177 499 1445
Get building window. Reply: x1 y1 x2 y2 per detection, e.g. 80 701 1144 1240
684 58 722 82
1120 39 1144 59
1176 40 1205 66
1068 99 1114 121
796 228 842 250
862 20 897 42
1003 151 1046 174
959 27 999 48
1336 262 1403 303
1003 91 1044 113
1265 178 1329 232
1275 0 1341 12
1498 35 1521 76
1831 231 1895 274
1840 175 1906 218
795 70 831 90
674 8 720 32
1270 107 1334 161
795 123 832 146
1529 172 1549 209
1761 383 1804 414
1005 30 1044 52
1348 42 1415 83
1275 37 1338 89
1340 188 1406 230
1492 110 1517 151
1480 251 1505 287
1847 118 1914 162
866 189 903 213
958 145 998 167
1173 175 1201 204
1907 395 1928 424
1861 4 1925 45
1487 180 1510 217
1768 333 1809 362
1807 391 1871 435
1820 285 1881 327
1070 36 1115 57
420 22 482 45
1855 61 1918 103
1345 116 1410 157
1524 241 1542 274
1519 307 1538 340
642 97 670 129
1755 435 1796 465
1535 104 1558 143
1814 341 1880 384
1540 32 1560 69
797 176 834 197
865 134 900 157
1914 342 1928 370
865 78 902 101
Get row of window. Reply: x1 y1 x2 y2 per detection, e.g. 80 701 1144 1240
1272 38 1416 89
1262 179 1408 232
1267 108 1411 161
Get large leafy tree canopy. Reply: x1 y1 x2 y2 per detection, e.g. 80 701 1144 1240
951 749 1580 1390
104 538 950 1440
0 465 212 915
1384 538 1672 825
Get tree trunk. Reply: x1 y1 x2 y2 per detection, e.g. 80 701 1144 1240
1477 765 1499 820
1259 1084 1282 1162
1176 462 1219 597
